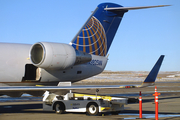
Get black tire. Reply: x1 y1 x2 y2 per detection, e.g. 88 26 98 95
54 102 65 114
86 102 99 116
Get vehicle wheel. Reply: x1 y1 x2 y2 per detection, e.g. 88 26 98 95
54 102 65 114
86 103 99 116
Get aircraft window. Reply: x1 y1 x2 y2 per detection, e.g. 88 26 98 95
77 71 82 74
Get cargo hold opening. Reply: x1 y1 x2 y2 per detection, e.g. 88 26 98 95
22 64 41 81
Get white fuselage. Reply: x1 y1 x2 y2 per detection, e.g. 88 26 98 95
0 43 108 86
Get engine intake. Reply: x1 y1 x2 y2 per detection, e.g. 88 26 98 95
30 42 92 70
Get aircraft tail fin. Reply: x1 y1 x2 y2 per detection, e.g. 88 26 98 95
140 55 165 87
70 3 169 57
70 3 126 56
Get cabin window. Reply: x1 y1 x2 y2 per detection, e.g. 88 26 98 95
77 71 82 74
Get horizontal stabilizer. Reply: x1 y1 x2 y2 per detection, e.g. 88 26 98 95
104 5 170 11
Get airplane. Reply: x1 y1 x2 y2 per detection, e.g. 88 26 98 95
0 3 167 97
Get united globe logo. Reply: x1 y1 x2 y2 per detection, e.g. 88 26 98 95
72 16 107 56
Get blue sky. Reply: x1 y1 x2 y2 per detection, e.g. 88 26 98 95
0 0 179 71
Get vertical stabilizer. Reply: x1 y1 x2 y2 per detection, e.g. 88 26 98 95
70 3 169 57
70 3 127 56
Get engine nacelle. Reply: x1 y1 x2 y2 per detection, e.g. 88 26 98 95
30 42 91 70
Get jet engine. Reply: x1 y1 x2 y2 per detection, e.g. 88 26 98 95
30 42 92 70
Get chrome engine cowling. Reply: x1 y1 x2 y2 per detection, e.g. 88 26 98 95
30 42 92 70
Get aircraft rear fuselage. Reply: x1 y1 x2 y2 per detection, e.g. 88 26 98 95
0 43 107 86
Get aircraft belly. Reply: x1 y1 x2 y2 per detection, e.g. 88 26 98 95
40 55 108 83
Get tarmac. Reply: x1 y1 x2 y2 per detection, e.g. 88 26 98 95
0 82 180 120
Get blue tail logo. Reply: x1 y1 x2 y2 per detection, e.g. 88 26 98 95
71 16 107 56
71 3 126 56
